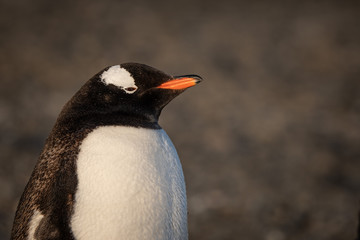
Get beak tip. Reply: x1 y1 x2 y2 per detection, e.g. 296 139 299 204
192 75 203 84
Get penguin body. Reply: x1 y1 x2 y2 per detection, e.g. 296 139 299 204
71 126 187 239
11 63 201 240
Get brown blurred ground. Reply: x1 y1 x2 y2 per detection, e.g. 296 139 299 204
1 0 360 239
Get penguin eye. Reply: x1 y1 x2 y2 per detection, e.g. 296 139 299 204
125 87 137 92
123 86 138 94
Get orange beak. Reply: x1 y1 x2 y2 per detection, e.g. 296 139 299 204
157 75 202 90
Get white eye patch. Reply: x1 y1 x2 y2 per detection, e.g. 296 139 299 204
100 65 138 94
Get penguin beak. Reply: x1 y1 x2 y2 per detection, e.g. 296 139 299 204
156 75 202 90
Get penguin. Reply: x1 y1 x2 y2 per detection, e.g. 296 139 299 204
11 63 202 240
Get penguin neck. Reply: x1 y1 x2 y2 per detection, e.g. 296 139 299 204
53 108 162 136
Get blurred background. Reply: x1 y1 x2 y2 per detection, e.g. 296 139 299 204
1 0 360 239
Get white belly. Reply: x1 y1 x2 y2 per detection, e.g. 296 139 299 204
71 126 188 240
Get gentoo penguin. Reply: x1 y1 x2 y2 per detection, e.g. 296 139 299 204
11 63 202 240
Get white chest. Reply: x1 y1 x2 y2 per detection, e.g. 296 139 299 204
70 126 188 240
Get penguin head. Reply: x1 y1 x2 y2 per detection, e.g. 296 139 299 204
59 63 202 129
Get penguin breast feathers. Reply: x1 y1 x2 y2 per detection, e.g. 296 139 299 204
71 126 188 240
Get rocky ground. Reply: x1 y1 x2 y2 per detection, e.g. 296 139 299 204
1 0 359 239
